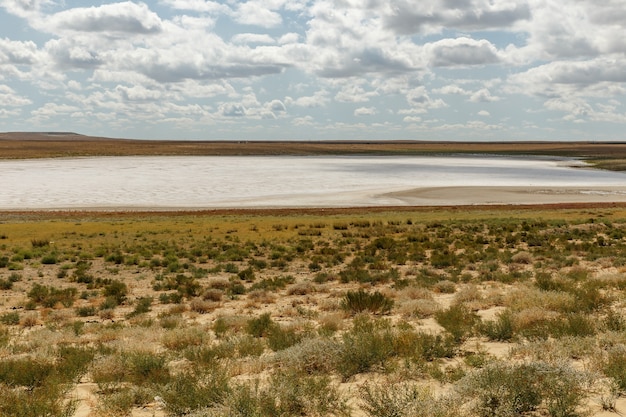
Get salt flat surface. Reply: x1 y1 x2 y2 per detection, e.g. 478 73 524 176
2 155 626 209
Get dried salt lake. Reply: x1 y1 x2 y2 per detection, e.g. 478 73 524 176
2 155 626 209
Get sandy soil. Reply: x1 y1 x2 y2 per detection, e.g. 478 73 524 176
385 186 626 206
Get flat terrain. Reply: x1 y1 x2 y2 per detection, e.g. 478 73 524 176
2 132 626 170
2 207 626 416
3 134 626 416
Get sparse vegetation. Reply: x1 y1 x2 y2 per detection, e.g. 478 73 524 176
0 206 625 415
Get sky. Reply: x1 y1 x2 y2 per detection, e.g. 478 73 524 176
0 1 625 141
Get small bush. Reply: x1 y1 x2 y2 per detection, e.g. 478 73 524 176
127 351 170 385
102 280 128 305
191 298 219 314
126 296 153 318
435 304 478 342
162 369 230 415
273 337 342 375
336 316 396 379
601 345 626 390
433 280 457 294
0 311 20 325
246 312 275 338
457 361 591 417
75 306 96 317
360 382 457 417
267 325 301 351
481 309 515 341
341 290 394 315
27 283 77 308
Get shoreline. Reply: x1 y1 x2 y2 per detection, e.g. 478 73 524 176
384 186 626 206
3 190 626 217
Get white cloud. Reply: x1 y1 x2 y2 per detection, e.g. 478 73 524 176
161 0 229 13
384 0 531 35
406 86 447 112
233 1 282 28
435 84 470 95
354 107 376 116
0 38 39 65
285 90 329 108
0 84 32 106
293 115 314 125
218 102 246 117
47 2 163 35
335 82 379 103
427 37 500 67
1 0 53 18
1 0 626 140
116 85 163 102
508 56 626 99
469 88 500 103
231 33 275 45
30 102 80 120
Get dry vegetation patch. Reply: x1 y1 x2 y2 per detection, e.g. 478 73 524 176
1 206 626 416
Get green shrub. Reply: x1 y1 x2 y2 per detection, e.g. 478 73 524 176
263 370 350 417
341 289 394 315
360 382 457 417
0 311 20 325
267 325 301 351
27 284 77 308
273 337 342 375
41 254 58 265
56 345 95 383
162 368 230 415
435 304 478 342
246 312 275 338
601 346 626 390
457 361 591 417
0 384 77 417
456 362 544 417
0 357 55 389
127 351 170 385
126 296 152 318
75 306 96 317
336 316 395 379
481 309 515 341
102 280 128 305
238 267 256 282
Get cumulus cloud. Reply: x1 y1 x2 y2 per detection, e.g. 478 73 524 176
161 0 228 13
219 102 246 117
1 0 52 18
303 0 422 77
469 88 500 103
508 56 626 98
47 2 163 34
335 82 379 103
405 87 447 112
384 0 531 35
0 84 32 106
0 38 39 65
1 0 626 139
231 33 275 45
354 106 376 116
427 37 500 67
285 90 330 108
45 38 103 69
116 85 162 102
233 1 282 28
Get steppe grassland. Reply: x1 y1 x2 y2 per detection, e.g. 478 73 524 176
2 207 626 416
